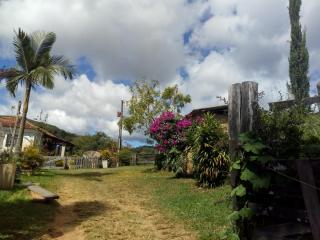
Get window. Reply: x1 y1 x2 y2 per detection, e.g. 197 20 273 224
5 134 17 147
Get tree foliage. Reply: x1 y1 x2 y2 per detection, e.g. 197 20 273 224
288 0 309 101
0 28 74 156
123 79 191 135
190 113 229 187
72 132 116 154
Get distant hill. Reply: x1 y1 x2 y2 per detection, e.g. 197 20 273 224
30 120 78 142
133 145 156 154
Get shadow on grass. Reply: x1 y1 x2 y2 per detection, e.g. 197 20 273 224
140 167 159 174
32 171 114 182
0 196 59 240
55 171 114 182
0 197 110 240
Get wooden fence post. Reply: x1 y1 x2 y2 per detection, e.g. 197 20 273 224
295 81 320 240
228 83 241 210
228 81 258 202
228 81 258 238
296 159 320 240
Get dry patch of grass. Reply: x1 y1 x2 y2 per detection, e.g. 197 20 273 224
0 166 231 240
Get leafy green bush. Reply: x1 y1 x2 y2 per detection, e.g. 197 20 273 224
118 148 132 166
191 113 229 187
257 107 305 158
155 153 166 170
0 151 13 164
21 146 44 170
53 159 64 167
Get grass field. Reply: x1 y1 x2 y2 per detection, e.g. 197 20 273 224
0 166 231 240
0 171 59 239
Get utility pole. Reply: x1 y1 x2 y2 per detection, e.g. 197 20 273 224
9 100 21 154
116 100 124 168
118 100 124 152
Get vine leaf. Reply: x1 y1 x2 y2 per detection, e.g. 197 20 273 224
238 207 254 219
231 161 241 170
243 142 265 154
228 211 240 221
240 168 270 190
231 184 246 197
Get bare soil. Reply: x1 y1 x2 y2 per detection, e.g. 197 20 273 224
39 168 196 240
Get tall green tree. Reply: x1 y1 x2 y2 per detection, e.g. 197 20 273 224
288 0 309 101
72 132 117 153
0 29 74 157
123 79 191 135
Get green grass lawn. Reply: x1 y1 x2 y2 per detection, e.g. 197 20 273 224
0 166 231 240
0 171 59 240
140 169 232 240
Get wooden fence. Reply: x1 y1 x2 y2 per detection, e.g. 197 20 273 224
130 153 156 165
228 81 320 240
42 156 102 169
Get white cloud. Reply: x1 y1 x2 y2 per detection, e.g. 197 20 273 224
180 0 319 112
0 0 319 144
0 0 204 82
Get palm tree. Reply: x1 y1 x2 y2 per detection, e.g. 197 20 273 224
0 28 74 157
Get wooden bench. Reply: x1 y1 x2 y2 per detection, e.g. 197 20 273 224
27 185 59 202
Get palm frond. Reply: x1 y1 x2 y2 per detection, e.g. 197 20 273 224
29 66 54 89
50 55 75 79
6 76 21 97
0 68 24 97
13 28 33 72
0 68 20 79
31 31 56 65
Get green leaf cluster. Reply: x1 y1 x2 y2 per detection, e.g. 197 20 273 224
191 113 229 187
123 79 191 135
72 132 116 154
288 0 309 101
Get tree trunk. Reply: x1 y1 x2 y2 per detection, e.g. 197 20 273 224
14 82 31 159
9 101 21 154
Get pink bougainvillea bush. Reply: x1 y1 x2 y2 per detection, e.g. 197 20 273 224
149 111 192 154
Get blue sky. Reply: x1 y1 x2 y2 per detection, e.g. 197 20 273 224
0 0 319 147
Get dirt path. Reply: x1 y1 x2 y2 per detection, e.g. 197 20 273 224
39 168 196 240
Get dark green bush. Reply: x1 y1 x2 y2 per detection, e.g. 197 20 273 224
155 153 166 170
118 148 132 166
191 113 229 187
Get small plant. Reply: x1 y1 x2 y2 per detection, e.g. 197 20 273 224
191 113 229 187
118 148 132 166
20 146 44 170
0 151 14 164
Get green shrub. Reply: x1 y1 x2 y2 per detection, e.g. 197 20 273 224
118 148 132 166
191 113 229 187
0 151 13 164
100 149 112 159
21 146 44 170
155 153 166 170
54 159 64 167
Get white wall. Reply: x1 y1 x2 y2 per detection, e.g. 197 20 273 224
0 127 38 152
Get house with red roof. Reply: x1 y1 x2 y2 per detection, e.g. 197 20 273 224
0 116 73 156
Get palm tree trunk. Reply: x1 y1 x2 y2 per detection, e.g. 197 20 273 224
9 101 21 154
14 81 31 159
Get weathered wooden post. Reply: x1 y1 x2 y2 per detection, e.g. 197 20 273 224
228 81 258 238
294 81 320 240
228 83 241 210
229 81 258 200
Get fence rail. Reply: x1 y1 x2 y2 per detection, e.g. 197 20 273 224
42 156 102 169
130 153 155 165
